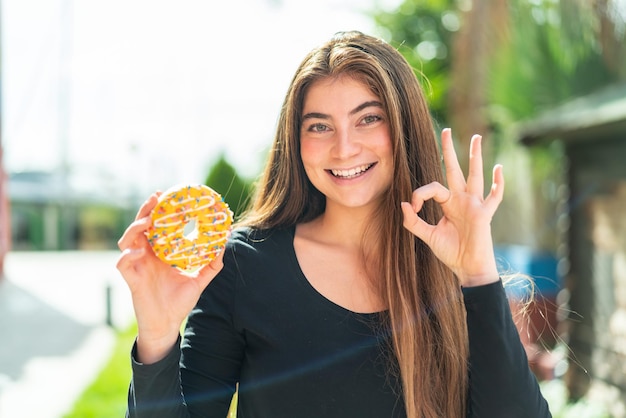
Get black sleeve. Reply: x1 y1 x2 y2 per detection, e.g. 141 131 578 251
463 280 552 418
126 240 244 418
179 247 245 417
126 336 189 418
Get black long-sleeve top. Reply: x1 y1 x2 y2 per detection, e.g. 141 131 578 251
127 227 551 417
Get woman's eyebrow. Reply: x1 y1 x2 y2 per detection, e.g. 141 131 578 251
349 100 383 116
302 112 329 121
302 100 383 121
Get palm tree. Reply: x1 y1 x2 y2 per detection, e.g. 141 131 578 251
375 0 625 242
447 0 510 170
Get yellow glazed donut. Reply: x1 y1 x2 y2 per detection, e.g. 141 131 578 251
146 184 233 271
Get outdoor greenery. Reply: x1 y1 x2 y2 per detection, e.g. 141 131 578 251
64 2 626 416
62 325 136 418
63 322 238 418
205 153 255 220
374 0 626 137
541 380 610 418
374 0 457 124
373 0 626 251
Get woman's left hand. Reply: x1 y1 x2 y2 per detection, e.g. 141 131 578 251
401 128 504 287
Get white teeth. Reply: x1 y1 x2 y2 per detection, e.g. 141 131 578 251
331 164 373 178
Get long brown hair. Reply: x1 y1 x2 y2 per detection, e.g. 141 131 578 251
239 31 468 418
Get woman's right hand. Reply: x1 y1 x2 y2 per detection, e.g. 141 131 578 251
116 192 226 364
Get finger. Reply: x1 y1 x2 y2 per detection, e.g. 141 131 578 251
116 247 146 280
117 216 152 251
411 181 451 211
117 193 158 252
441 128 465 191
484 164 505 215
116 247 145 268
135 193 159 221
467 134 485 197
117 193 158 251
401 201 435 242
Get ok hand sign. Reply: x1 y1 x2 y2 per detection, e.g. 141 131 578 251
401 128 504 287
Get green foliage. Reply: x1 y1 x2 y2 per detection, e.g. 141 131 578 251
65 322 238 418
63 325 137 418
489 0 621 120
540 380 611 418
374 0 625 126
486 0 624 248
374 0 626 251
78 205 128 249
372 0 457 123
204 154 254 220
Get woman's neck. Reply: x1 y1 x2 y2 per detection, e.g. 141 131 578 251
295 203 386 313
304 203 380 252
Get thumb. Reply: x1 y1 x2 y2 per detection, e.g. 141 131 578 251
401 201 433 243
194 249 226 290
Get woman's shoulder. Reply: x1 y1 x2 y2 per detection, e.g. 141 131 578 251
225 226 295 260
205 226 293 291
228 225 293 247
215 225 298 293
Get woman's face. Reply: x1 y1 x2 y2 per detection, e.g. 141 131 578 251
299 75 393 213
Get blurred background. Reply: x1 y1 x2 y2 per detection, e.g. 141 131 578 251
1 0 625 417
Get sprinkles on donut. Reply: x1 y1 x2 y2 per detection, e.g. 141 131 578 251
146 184 233 271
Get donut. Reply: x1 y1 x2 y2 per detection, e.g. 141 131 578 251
146 184 233 271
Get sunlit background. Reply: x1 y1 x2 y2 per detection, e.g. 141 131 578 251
1 0 626 417
3 0 400 197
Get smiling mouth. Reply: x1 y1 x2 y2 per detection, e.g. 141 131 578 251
329 163 375 179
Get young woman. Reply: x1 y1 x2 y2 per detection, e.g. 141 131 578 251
117 31 551 417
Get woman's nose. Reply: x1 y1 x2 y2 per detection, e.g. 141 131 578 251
332 128 360 159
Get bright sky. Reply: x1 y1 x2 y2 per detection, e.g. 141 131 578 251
2 0 400 199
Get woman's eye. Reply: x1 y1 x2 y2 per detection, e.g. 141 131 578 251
362 114 383 125
307 123 329 132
